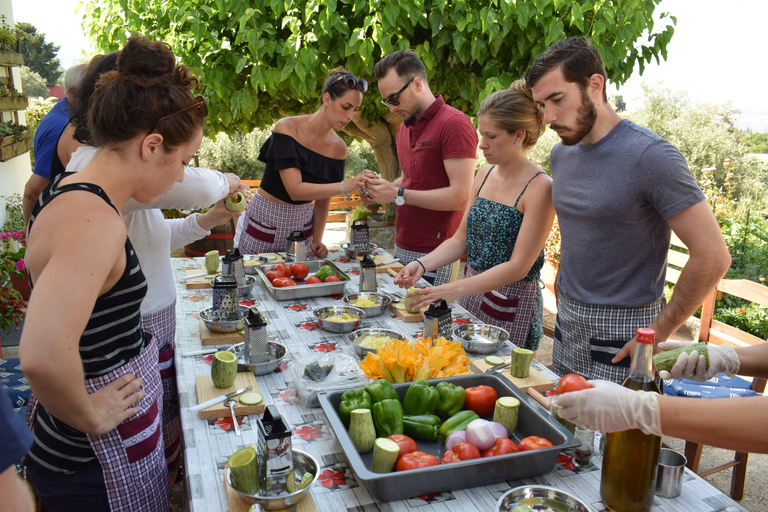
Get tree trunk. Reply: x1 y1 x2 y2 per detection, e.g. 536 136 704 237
346 111 402 183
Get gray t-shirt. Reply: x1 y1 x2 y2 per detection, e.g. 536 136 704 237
551 119 705 307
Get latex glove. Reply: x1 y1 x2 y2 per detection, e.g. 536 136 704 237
553 380 662 436
656 341 741 381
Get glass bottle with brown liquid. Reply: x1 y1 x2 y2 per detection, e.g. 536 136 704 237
600 328 661 512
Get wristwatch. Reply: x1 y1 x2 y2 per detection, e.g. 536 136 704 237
395 187 405 206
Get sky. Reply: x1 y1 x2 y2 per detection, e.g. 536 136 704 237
11 0 768 132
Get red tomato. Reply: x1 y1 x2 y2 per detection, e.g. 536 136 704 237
291 262 309 280
395 451 441 472
556 374 591 395
285 279 297 286
481 437 519 457
305 276 323 284
274 263 292 279
387 434 418 461
324 275 341 282
266 271 282 283
518 436 554 451
272 277 290 288
464 385 498 416
441 442 481 464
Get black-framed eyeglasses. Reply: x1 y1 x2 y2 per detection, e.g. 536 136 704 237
381 76 415 106
332 74 368 93
150 95 208 133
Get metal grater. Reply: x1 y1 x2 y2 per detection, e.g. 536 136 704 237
244 307 269 364
256 406 294 496
230 247 246 288
351 219 370 251
211 275 239 322
221 250 234 276
423 299 452 340
359 254 377 292
286 230 308 262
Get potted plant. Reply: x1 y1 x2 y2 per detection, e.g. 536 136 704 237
383 212 396 225
1 231 28 301
365 202 382 214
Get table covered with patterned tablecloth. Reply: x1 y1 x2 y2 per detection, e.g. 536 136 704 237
171 247 747 512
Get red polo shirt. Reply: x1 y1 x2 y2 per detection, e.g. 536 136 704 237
395 96 478 252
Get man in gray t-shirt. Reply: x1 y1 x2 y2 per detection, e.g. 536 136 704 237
525 37 731 382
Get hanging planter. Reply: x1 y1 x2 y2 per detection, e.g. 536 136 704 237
0 96 28 111
0 130 32 162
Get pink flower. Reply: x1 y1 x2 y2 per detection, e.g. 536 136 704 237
294 425 322 440
14 259 26 271
318 469 345 488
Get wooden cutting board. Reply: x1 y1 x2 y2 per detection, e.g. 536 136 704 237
224 451 319 512
470 359 555 392
200 319 245 346
366 253 405 273
194 372 265 419
387 303 426 323
185 264 217 289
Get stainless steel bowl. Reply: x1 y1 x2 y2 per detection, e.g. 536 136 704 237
228 341 288 376
225 449 320 510
242 255 262 275
313 305 366 333
342 292 391 318
341 242 377 258
208 275 257 297
347 328 405 358
497 485 592 512
198 305 248 334
453 323 509 354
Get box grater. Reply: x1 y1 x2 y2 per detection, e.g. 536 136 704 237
244 307 269 364
220 250 234 276
351 219 370 251
423 299 452 340
359 254 377 292
230 248 246 288
256 406 294 496
286 230 308 262
210 275 240 322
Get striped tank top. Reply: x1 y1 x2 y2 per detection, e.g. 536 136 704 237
26 174 148 473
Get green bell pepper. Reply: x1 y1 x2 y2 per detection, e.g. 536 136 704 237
372 398 404 438
438 410 480 442
434 382 466 418
314 264 336 282
402 414 441 441
402 380 440 416
338 388 373 428
365 379 399 404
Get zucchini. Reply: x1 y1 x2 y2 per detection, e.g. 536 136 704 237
653 342 710 373
205 250 220 274
485 355 505 366
511 348 534 378
228 447 259 495
493 396 520 435
372 437 400 473
297 471 314 490
348 408 376 454
239 392 263 405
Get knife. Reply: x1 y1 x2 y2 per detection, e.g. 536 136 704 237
188 385 253 412
376 258 400 266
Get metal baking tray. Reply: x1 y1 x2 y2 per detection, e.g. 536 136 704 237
318 373 577 502
254 259 349 300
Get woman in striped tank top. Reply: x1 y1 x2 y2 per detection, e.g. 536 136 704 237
20 35 206 512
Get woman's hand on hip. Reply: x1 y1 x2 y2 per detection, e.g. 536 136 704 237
87 373 145 435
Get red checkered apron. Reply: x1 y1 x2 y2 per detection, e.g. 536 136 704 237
239 192 314 254
26 336 170 512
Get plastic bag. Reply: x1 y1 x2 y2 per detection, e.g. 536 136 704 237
288 350 369 408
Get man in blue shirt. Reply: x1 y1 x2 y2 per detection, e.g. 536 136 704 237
22 64 86 224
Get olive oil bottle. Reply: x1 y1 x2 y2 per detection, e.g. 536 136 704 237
600 328 661 512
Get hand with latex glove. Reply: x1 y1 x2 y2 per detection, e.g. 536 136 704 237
656 341 741 381
554 380 663 436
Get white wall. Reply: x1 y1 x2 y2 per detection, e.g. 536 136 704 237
0 0 33 205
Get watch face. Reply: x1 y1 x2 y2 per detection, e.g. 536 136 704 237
395 196 405 206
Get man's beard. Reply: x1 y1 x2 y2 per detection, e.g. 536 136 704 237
552 88 597 146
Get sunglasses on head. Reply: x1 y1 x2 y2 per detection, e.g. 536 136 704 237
381 76 415 106
150 95 208 133
332 74 368 93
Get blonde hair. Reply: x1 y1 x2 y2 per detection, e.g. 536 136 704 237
477 79 545 149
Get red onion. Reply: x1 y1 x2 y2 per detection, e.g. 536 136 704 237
445 430 466 451
465 419 497 451
492 421 508 439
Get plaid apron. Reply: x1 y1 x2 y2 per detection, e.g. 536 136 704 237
458 264 543 351
394 245 453 286
240 193 314 254
26 336 169 512
553 293 665 382
142 301 181 473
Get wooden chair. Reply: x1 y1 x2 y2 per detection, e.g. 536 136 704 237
683 277 768 500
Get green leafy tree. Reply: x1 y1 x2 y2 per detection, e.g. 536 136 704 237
20 66 50 98
83 0 676 181
15 22 62 86
739 131 768 154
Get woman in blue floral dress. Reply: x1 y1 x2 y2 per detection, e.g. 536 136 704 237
395 80 554 351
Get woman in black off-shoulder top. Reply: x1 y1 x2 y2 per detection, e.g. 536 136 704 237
239 68 377 258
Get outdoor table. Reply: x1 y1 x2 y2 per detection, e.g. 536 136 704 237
171 247 748 512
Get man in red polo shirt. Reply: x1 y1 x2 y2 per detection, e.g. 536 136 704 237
363 49 477 285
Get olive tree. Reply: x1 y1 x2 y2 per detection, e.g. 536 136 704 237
83 0 675 181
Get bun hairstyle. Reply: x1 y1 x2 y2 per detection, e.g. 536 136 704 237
321 67 367 104
88 34 204 150
72 51 119 145
477 79 545 149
